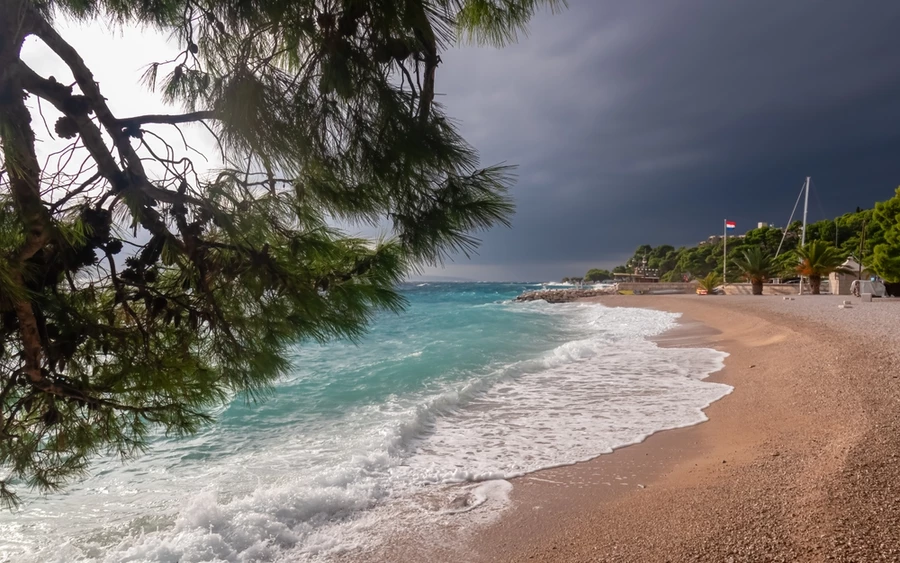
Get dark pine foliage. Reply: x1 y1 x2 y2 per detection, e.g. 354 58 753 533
0 0 566 506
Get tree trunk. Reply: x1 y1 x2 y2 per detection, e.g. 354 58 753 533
409 1 438 122
809 275 822 295
0 0 50 387
751 280 763 295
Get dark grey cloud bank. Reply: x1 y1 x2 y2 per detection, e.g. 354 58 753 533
419 0 900 281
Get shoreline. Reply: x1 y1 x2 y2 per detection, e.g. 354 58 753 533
466 295 744 562
342 294 900 563
337 296 736 563
467 294 900 562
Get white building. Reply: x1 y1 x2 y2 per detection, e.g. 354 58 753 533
829 257 870 295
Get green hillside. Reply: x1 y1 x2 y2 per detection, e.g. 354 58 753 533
581 187 900 284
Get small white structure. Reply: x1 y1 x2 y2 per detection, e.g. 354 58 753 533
830 257 871 295
851 279 886 298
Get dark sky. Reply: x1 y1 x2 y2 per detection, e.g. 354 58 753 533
20 2 900 282
416 0 900 281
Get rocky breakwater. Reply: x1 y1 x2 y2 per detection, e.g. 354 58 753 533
515 287 616 304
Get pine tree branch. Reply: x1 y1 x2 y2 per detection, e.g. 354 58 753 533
24 6 196 253
14 62 192 252
49 171 103 212
14 61 127 190
409 2 439 122
117 111 218 128
26 373 200 417
28 7 149 183
15 62 219 239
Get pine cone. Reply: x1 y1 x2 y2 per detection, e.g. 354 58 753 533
54 116 79 139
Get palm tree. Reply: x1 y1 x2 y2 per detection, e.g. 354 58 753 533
795 241 854 294
696 271 723 294
732 247 773 295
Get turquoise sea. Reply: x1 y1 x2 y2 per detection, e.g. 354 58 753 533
0 282 730 562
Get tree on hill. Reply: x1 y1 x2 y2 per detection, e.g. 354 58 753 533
634 244 653 258
673 243 722 280
732 247 773 295
795 241 853 294
870 187 900 282
741 226 786 256
651 246 678 273
0 0 565 506
584 268 611 282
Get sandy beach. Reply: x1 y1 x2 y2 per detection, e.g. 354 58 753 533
396 296 900 563
344 293 900 563
462 294 900 563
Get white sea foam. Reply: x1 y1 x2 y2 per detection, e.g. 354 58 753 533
392 304 729 486
1 303 730 563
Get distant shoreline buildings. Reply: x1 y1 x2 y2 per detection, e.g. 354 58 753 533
699 222 781 246
612 255 662 283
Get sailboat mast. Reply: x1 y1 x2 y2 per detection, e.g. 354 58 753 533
801 176 810 246
775 178 807 259
798 177 811 295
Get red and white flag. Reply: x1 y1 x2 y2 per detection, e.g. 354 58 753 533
725 220 736 230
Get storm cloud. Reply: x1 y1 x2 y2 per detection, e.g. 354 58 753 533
20 2 900 282
420 0 900 281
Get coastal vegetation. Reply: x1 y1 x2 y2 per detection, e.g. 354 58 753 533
732 247 774 295
870 187 900 282
583 268 612 282
578 196 899 284
795 241 854 295
696 272 723 294
0 0 565 507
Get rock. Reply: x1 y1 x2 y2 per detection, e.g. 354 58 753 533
514 288 618 304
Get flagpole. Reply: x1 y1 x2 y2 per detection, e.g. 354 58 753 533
723 219 727 284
